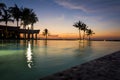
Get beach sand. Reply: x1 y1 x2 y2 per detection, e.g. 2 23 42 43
40 51 120 80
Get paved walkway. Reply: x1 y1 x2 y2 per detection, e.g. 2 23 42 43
40 51 120 80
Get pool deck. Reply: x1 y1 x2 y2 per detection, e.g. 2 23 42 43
40 51 120 80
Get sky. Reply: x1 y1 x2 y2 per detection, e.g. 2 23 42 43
0 0 120 40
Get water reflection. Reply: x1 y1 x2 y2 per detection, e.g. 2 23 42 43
74 40 93 57
26 41 33 68
44 40 48 55
44 40 47 47
87 41 92 46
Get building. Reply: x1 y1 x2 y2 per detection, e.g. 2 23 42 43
0 25 40 39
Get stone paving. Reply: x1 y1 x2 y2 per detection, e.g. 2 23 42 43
40 51 120 80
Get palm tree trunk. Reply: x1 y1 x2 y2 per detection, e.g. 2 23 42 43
5 21 7 39
31 24 34 39
17 21 20 39
17 21 19 27
23 25 26 39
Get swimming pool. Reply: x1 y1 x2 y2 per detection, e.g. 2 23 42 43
0 40 120 80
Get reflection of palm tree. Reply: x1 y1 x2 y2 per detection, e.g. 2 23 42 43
43 40 48 56
87 40 92 46
73 21 83 40
86 29 95 41
43 29 48 40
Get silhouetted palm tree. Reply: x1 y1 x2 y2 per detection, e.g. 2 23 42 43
29 12 38 39
81 23 88 40
73 21 83 40
0 3 6 16
21 8 32 29
0 8 13 38
86 29 95 41
21 8 33 39
0 8 13 26
29 12 38 30
43 29 48 40
9 4 22 39
9 4 21 27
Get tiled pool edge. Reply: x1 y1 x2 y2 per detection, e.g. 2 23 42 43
39 50 120 80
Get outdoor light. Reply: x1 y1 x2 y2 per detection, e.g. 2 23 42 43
28 24 31 29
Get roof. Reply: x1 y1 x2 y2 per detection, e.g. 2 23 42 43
0 25 40 34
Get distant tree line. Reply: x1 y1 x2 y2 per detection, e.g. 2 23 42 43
73 21 95 41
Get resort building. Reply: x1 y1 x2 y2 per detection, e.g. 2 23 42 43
0 25 40 39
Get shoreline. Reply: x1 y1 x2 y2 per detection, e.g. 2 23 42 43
40 51 120 80
0 39 120 42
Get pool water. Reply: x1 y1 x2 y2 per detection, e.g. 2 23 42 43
0 40 120 80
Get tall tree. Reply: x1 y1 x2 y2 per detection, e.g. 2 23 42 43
0 8 13 26
9 4 22 39
9 4 21 27
73 21 83 40
86 29 95 41
0 3 6 16
29 12 38 39
81 23 88 40
0 8 13 38
29 12 38 30
43 29 48 40
21 8 33 39
21 8 32 29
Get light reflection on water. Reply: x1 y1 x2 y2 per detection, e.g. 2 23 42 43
26 41 33 68
0 40 120 80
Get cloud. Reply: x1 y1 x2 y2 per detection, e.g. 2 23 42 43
54 0 90 12
55 0 120 28
54 0 120 14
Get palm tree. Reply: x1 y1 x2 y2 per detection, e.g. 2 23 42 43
21 8 33 39
86 29 95 41
43 29 48 40
9 4 21 27
21 7 38 39
0 8 13 38
21 8 32 29
73 21 83 40
0 3 6 16
81 23 88 40
29 12 38 30
29 12 38 39
9 4 22 39
0 8 13 26
0 3 6 8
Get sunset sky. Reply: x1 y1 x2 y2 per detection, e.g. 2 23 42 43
1 0 120 40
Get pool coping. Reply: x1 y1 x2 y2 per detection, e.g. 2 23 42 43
39 50 120 80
